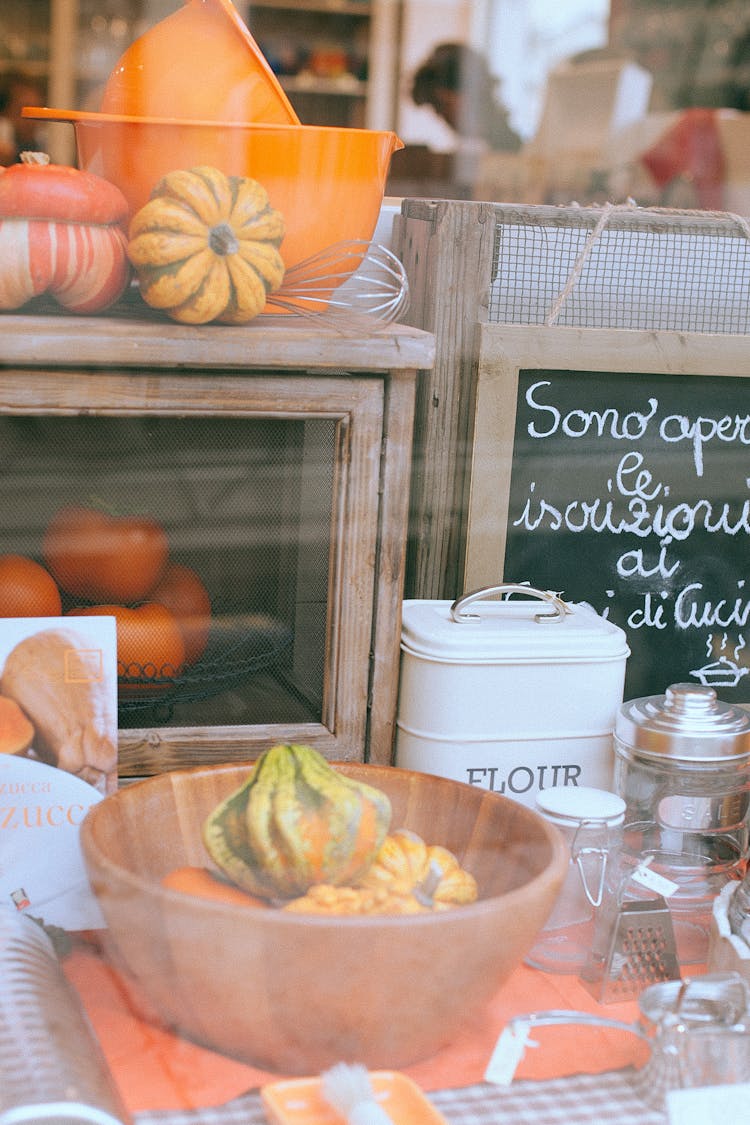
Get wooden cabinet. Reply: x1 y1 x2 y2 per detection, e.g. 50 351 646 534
0 307 434 777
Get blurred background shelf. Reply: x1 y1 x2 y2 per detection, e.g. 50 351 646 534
1 0 401 165
4 3 750 217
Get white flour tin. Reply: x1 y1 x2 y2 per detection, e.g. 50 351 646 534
395 584 630 807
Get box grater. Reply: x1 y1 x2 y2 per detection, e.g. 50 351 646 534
580 895 681 1003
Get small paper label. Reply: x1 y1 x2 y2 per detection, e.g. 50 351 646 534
631 856 681 899
484 1022 537 1085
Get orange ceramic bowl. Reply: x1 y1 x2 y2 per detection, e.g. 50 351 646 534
25 109 403 272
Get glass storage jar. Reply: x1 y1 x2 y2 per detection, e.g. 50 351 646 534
614 682 750 964
525 784 626 973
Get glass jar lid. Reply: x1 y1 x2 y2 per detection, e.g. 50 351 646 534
615 683 750 764
535 784 626 827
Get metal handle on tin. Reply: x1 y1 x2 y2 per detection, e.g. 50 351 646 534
450 584 573 624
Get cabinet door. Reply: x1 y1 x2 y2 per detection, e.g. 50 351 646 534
0 363 391 773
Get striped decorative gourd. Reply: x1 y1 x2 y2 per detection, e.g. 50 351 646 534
203 743 392 900
0 152 130 313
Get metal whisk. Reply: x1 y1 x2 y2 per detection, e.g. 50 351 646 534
265 240 410 325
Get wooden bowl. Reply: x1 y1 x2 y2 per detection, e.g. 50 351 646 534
80 763 567 1074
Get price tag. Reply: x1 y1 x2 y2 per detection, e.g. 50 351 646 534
631 855 681 899
484 1021 538 1085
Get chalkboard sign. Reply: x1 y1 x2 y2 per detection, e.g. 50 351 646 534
465 325 750 704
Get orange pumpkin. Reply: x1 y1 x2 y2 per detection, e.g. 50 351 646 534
70 602 185 685
0 152 130 313
149 562 211 664
0 554 62 617
43 505 169 603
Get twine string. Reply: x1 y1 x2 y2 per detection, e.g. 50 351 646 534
545 200 631 327
543 200 750 328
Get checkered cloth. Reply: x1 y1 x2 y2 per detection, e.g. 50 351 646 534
135 1069 667 1125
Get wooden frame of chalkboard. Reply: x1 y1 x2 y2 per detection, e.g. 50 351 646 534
466 324 750 703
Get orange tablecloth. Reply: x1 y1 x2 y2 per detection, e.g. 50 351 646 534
64 935 650 1116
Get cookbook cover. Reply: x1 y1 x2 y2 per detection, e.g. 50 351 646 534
0 615 117 931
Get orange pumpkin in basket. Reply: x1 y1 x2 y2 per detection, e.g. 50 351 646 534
44 505 169 604
0 554 62 617
70 602 185 687
149 562 211 664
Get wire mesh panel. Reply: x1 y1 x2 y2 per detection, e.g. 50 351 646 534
488 203 750 334
0 412 332 728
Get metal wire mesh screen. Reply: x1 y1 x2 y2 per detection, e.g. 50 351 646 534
0 413 335 725
488 203 750 333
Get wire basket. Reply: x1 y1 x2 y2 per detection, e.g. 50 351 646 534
117 613 293 713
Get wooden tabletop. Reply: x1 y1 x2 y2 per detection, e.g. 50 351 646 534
0 297 436 373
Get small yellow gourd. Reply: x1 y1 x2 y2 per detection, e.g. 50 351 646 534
282 883 430 916
282 830 479 915
357 829 478 906
127 166 285 324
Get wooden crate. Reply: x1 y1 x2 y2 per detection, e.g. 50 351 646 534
392 196 750 601
393 197 750 709
0 308 434 775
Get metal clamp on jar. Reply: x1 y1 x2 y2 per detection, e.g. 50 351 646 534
613 683 750 965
